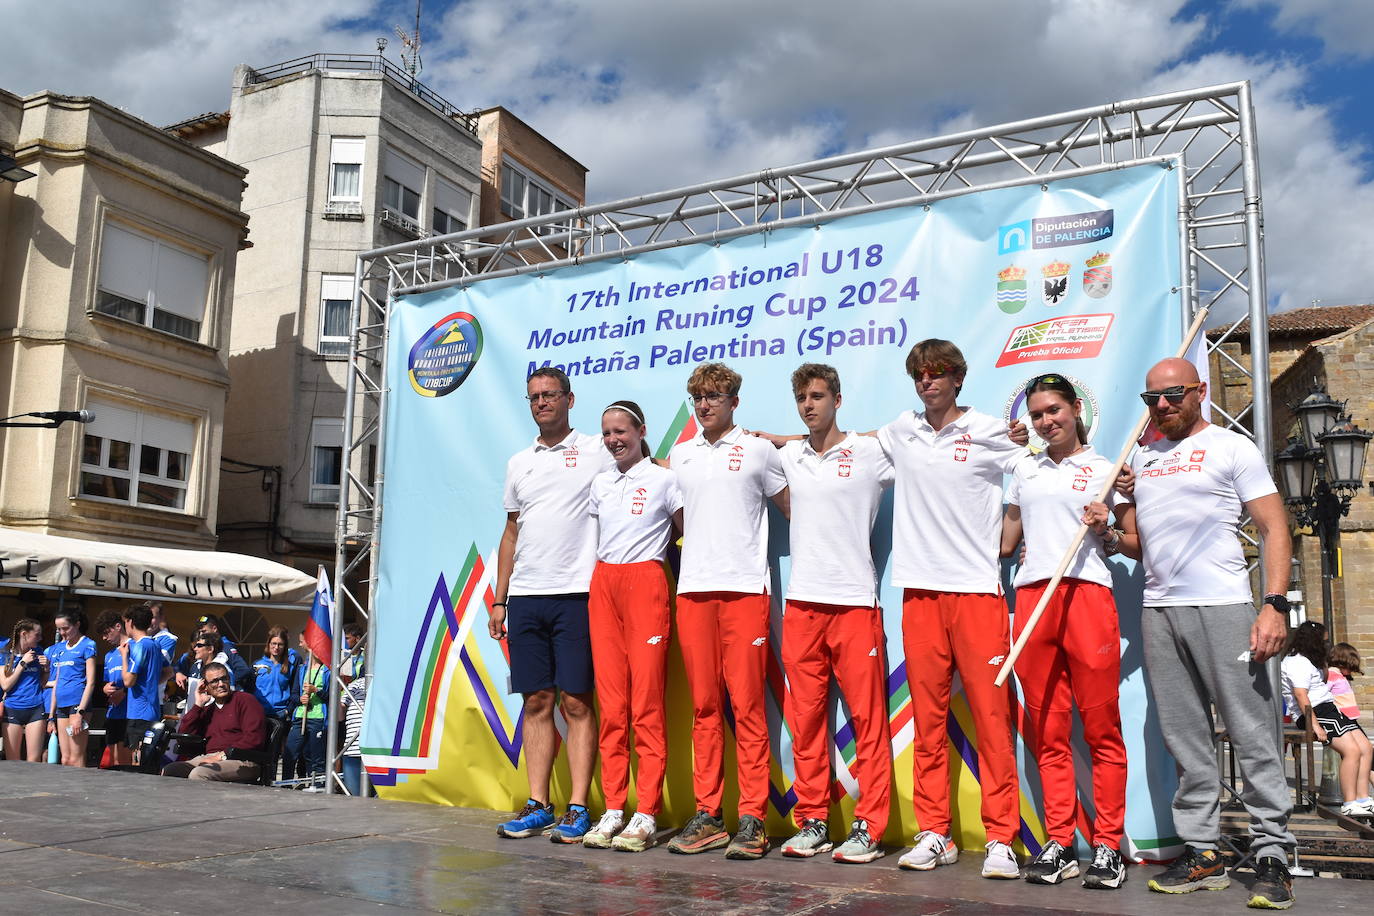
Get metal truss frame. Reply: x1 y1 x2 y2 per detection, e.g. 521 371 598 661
324 81 1272 795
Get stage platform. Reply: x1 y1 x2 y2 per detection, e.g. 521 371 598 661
0 765 1366 915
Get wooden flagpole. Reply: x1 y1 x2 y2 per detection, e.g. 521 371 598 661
994 304 1212 687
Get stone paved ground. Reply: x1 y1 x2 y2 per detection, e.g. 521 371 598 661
0 765 1365 914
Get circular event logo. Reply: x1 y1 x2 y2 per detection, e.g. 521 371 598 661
408 312 483 397
1002 373 1100 454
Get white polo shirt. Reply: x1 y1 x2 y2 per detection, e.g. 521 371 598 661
1007 448 1126 590
590 459 683 565
670 425 787 595
502 429 614 595
1131 423 1277 606
781 433 894 607
877 407 1024 594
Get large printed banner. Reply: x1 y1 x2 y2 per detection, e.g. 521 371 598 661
364 162 1186 858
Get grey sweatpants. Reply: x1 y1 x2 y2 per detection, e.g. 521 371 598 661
1142 602 1294 860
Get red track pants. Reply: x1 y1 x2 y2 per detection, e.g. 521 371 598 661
675 591 772 819
588 560 672 814
782 600 893 835
902 589 1018 844
1013 578 1126 847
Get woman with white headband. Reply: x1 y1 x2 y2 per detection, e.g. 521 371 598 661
580 399 683 853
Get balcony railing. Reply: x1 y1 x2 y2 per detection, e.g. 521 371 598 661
244 54 478 135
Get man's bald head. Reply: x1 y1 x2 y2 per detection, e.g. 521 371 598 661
1145 357 1201 389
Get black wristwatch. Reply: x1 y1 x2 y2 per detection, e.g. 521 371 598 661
1263 594 1291 614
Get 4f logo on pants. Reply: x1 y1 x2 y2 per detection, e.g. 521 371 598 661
646 635 664 645
728 444 744 472
987 654 1006 665
751 636 767 646
954 434 971 462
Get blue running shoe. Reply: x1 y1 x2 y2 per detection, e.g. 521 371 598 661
497 798 555 838
550 804 592 844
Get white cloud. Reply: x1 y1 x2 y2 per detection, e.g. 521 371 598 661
0 0 1369 311
1232 0 1374 59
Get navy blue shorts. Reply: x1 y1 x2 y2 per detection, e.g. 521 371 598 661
507 594 593 696
2 705 45 726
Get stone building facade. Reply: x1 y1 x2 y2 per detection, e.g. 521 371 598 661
0 88 247 550
1210 305 1374 708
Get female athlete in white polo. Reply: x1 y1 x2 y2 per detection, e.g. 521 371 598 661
582 400 684 853
1000 373 1137 890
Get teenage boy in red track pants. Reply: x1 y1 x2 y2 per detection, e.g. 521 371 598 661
666 362 789 860
776 363 894 864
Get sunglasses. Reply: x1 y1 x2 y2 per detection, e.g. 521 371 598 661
915 364 951 379
1139 383 1201 406
204 676 230 687
193 642 213 649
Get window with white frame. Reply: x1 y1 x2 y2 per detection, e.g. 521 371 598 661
328 137 364 202
80 401 195 511
95 221 209 342
432 177 469 236
382 147 424 222
318 275 353 357
499 159 574 235
310 418 344 504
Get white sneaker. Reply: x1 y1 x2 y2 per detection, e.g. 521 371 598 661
1339 800 1374 818
582 809 625 848
898 831 958 870
612 811 658 852
982 840 1020 879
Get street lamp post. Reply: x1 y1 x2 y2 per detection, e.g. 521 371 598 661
1274 387 1373 635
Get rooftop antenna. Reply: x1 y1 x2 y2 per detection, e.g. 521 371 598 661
376 36 388 55
394 0 423 81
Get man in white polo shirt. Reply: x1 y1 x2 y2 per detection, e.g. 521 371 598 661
666 362 789 860
490 366 614 844
776 363 894 865
1125 357 1295 909
880 339 1026 880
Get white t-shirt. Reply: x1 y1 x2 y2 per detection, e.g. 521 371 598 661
502 429 614 595
670 425 787 595
1007 448 1126 590
781 433 894 606
1131 424 1277 606
877 407 1024 594
1281 653 1334 712
590 459 684 565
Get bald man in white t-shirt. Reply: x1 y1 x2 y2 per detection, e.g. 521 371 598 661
1122 357 1295 908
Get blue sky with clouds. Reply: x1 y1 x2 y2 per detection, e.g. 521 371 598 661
1 0 1371 313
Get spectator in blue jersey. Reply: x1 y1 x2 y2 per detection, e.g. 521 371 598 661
93 609 133 768
142 601 178 705
2 619 50 761
50 610 98 767
252 626 297 720
283 630 331 788
119 604 165 761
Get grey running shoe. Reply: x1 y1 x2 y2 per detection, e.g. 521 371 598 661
781 818 831 858
832 819 883 864
982 840 1020 879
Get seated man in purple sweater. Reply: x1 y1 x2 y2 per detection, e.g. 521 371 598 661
162 662 267 783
